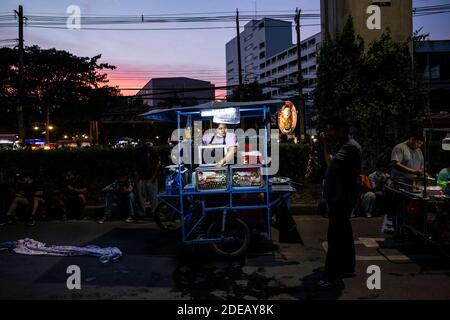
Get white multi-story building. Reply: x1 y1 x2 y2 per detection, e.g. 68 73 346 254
259 32 321 99
226 18 321 101
226 18 293 89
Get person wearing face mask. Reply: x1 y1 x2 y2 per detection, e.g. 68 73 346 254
201 123 238 167
390 132 425 186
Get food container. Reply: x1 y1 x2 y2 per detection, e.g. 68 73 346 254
195 166 228 191
231 165 262 189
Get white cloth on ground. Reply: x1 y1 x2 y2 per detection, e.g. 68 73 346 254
9 238 122 263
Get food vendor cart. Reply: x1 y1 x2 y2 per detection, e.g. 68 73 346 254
389 114 450 252
140 100 297 257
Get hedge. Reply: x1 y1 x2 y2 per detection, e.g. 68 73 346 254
0 144 310 203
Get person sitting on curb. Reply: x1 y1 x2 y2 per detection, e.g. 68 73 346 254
1 172 38 227
98 170 135 224
54 170 87 220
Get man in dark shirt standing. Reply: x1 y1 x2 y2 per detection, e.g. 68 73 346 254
319 118 362 289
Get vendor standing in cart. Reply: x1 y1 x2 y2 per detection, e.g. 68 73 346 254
202 123 238 167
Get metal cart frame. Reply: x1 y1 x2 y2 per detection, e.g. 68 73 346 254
389 125 450 245
142 100 295 249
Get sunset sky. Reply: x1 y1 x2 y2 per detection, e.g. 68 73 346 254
1 0 449 97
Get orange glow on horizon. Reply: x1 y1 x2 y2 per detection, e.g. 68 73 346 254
106 72 226 99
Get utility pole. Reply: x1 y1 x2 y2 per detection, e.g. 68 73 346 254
15 5 25 144
46 105 50 143
295 8 306 141
236 9 243 87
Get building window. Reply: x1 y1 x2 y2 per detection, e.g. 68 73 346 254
258 22 264 29
259 42 265 49
259 51 265 59
245 54 254 62
227 60 234 65
260 63 265 69
244 33 253 42
372 0 391 6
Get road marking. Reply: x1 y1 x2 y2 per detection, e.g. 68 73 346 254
356 255 410 261
321 241 362 252
322 238 437 262
358 237 385 248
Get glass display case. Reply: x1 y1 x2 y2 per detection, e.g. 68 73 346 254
195 166 228 191
231 165 262 189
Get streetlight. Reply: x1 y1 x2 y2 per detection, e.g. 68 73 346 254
48 125 54 131
33 126 39 131
63 135 68 139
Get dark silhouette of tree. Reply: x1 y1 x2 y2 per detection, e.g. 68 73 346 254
314 17 426 167
227 81 268 102
0 45 119 134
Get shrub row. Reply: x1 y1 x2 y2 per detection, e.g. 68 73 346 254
0 144 310 203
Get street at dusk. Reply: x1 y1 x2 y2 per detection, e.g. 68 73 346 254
2 215 450 300
0 0 450 314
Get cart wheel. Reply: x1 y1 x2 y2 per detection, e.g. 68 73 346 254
207 218 250 257
154 202 181 233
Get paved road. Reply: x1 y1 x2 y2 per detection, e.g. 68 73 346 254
0 216 449 300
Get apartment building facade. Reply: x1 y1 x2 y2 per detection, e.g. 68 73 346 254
226 18 293 89
259 32 322 99
226 18 321 100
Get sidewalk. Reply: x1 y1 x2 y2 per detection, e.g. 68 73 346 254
82 203 319 217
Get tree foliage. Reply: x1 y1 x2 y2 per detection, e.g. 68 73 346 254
227 81 268 102
314 17 426 167
0 45 120 134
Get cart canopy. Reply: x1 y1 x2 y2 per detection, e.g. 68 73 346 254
139 100 286 122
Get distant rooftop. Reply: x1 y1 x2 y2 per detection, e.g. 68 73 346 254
415 40 450 53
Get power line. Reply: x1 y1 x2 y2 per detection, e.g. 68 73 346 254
0 4 446 31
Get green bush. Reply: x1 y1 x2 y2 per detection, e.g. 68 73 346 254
277 143 310 183
0 143 309 203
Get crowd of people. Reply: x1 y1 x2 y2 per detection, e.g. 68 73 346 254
316 117 449 289
0 144 161 227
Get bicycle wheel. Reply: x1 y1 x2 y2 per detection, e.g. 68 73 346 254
207 218 250 257
154 201 181 233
